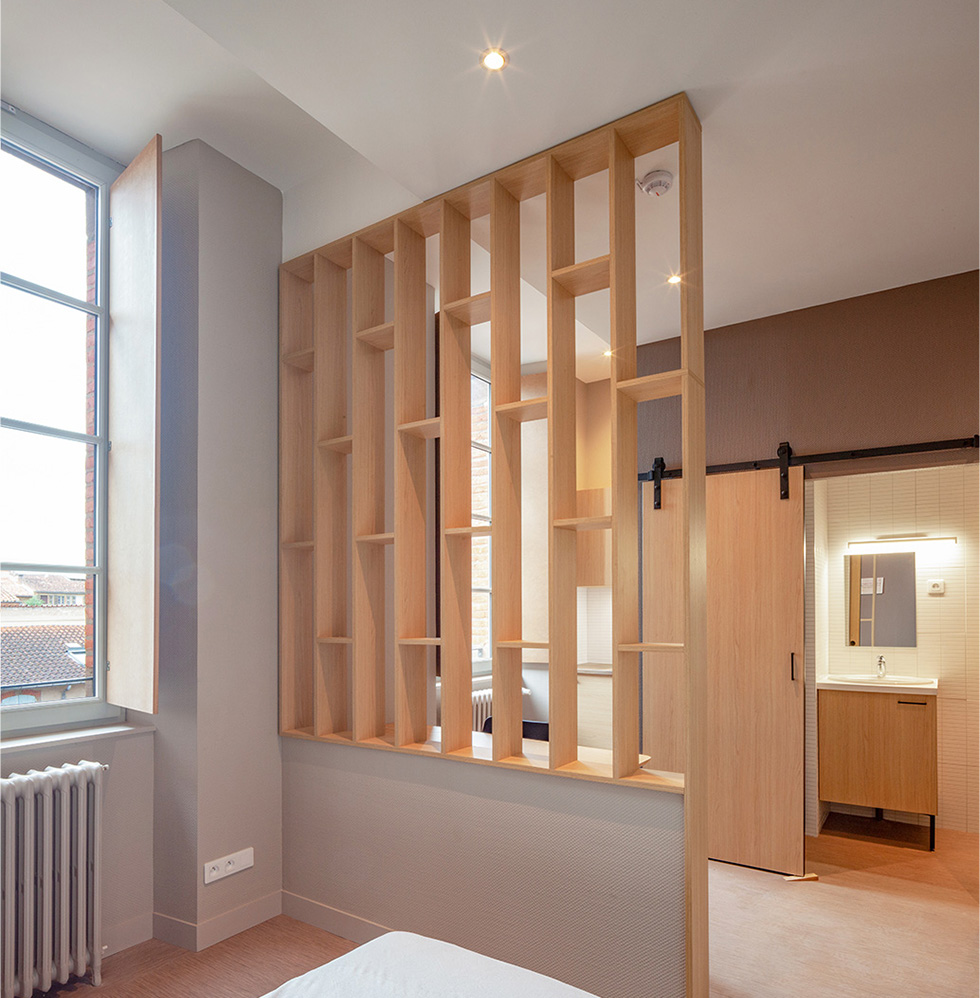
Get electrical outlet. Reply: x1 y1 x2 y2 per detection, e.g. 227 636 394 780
203 846 254 884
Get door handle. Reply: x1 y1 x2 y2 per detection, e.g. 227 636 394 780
790 652 796 681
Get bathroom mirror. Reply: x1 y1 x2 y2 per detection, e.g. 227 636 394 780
845 552 916 647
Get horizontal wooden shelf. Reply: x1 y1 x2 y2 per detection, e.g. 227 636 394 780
496 640 549 649
398 637 441 646
553 515 612 531
622 768 686 792
281 727 684 794
398 417 442 439
356 532 394 545
281 347 314 372
318 434 352 454
445 524 493 537
551 255 610 297
317 636 353 645
356 321 395 350
280 540 314 550
495 396 548 422
619 642 685 653
442 291 490 326
618 370 684 402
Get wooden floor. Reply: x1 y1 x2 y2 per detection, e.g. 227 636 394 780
50 818 977 997
46 915 354 998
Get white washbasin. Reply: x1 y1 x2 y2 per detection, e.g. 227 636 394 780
832 674 928 686
817 674 938 694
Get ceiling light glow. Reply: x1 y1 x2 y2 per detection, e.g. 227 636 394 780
603 350 613 357
481 48 507 71
667 274 681 285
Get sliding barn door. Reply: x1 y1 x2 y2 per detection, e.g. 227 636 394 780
643 466 804 875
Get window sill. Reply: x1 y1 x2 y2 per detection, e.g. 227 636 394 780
1 722 155 757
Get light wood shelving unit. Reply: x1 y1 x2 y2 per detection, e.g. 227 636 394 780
279 92 707 994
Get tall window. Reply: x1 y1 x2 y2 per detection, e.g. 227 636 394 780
0 110 119 727
471 373 491 674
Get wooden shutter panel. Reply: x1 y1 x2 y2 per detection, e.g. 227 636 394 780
106 135 161 712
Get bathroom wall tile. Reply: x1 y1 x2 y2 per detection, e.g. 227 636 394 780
938 763 968 831
939 698 968 763
916 593 943 635
966 700 979 763
965 633 979 701
938 633 967 699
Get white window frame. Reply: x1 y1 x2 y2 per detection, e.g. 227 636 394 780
1 104 125 734
470 364 492 677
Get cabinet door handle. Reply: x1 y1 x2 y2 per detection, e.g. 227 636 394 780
897 700 927 706
790 652 796 681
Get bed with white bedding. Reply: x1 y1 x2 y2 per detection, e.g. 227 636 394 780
262 931 600 998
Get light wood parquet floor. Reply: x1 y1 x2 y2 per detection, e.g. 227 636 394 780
47 816 977 998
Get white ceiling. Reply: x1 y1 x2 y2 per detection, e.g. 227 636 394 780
2 0 977 369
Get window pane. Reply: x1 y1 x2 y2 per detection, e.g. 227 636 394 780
472 536 491 590
1 286 95 433
472 445 490 520
1 571 96 702
472 590 491 665
1 146 97 303
471 375 490 447
0 429 94 566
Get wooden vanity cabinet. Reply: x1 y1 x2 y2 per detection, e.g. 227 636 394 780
818 690 937 815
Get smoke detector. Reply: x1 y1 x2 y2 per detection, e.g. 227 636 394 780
636 169 673 197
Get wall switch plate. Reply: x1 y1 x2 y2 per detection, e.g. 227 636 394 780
204 846 254 884
927 579 945 595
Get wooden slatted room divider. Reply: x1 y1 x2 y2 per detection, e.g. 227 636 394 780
278 91 707 995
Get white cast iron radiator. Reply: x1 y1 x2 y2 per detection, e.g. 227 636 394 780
1 761 106 998
471 689 494 731
471 687 531 731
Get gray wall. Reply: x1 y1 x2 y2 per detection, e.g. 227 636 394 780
134 139 283 950
637 271 979 472
1 728 155 956
281 738 686 998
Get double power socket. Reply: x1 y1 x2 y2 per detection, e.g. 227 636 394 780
203 846 254 884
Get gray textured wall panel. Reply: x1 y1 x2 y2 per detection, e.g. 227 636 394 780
282 738 685 998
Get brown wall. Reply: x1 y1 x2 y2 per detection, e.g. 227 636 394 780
636 271 979 471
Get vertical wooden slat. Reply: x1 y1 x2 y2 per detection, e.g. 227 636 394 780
641 479 686 772
547 157 578 770
314 254 350 736
352 238 387 741
279 268 314 733
490 180 524 760
609 129 640 780
678 94 709 998
439 202 473 753
394 220 429 746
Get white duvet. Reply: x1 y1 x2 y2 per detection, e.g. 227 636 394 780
262 931 600 998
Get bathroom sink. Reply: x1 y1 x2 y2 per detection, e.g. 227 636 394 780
831 674 928 686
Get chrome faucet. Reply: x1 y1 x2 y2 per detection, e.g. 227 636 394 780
876 655 886 678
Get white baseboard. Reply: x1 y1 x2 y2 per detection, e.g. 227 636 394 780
281 891 390 945
105 911 154 956
154 890 283 952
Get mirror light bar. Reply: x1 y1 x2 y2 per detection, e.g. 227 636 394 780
847 535 957 554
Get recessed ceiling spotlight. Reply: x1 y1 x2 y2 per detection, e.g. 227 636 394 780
481 48 508 71
667 274 682 285
603 350 613 357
